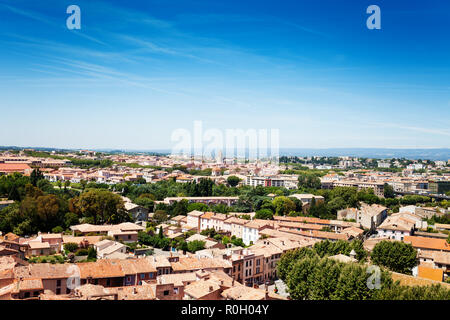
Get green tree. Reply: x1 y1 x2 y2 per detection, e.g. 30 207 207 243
254 209 274 220
69 189 128 224
30 169 44 187
272 196 296 216
227 176 241 187
187 240 205 253
371 241 417 274
153 210 168 224
383 183 395 198
64 242 79 253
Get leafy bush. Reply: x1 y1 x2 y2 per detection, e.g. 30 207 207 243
63 242 79 253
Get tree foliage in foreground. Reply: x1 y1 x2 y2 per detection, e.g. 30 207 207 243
370 240 417 274
278 247 450 300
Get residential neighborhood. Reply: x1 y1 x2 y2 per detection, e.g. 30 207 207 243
0 148 450 300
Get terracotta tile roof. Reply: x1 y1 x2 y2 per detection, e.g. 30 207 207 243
14 264 73 280
278 228 349 241
170 257 231 272
107 284 156 300
187 210 205 217
27 241 51 249
403 236 450 252
184 279 221 299
0 163 31 172
200 212 214 219
221 285 286 300
157 273 197 286
77 259 124 279
11 278 44 293
62 235 103 245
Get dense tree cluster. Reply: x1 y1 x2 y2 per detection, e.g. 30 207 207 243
278 247 450 300
69 189 130 224
370 241 417 274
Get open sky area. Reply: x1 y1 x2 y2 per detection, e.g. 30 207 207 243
0 0 449 150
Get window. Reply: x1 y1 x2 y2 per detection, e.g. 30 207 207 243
24 292 30 298
128 235 131 240
107 279 111 286
163 290 170 296
56 280 61 287
66 288 70 294
56 288 61 295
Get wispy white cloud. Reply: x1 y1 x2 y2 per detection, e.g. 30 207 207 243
0 3 107 45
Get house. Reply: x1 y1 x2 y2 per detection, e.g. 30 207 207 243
403 236 450 252
118 259 157 286
170 257 232 275
183 279 222 300
0 163 32 175
186 210 204 230
417 250 450 276
376 213 417 240
107 230 138 243
225 217 247 239
34 233 63 254
78 259 128 288
13 264 74 295
0 239 27 260
358 203 388 230
242 220 276 246
169 215 187 226
124 202 149 222
199 212 228 232
26 242 52 257
0 278 44 300
94 240 127 259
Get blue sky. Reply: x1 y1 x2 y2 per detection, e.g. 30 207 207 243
0 0 449 150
